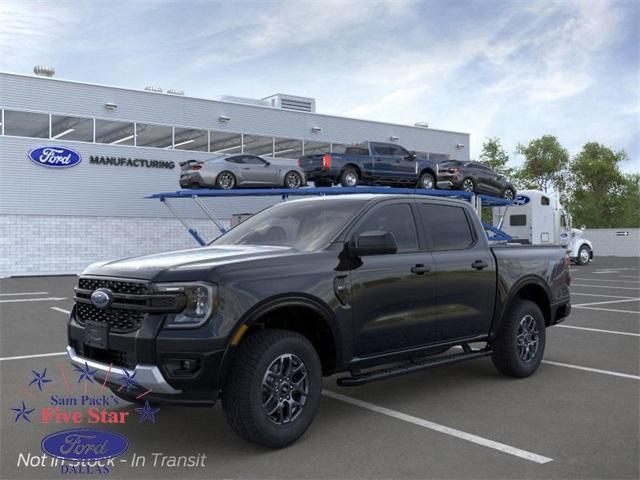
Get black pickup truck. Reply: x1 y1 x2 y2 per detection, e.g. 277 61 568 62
298 141 440 189
67 194 571 448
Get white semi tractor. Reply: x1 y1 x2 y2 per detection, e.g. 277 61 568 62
493 189 594 265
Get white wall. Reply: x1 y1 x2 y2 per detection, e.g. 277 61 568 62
584 228 640 257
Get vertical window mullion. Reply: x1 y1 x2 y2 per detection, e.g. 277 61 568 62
49 114 52 139
92 118 96 143
207 130 211 153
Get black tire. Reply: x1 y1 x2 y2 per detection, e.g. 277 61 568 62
576 245 591 265
283 171 303 189
222 329 322 448
216 171 236 189
340 168 359 187
417 172 435 189
461 177 475 193
503 188 516 200
491 300 546 378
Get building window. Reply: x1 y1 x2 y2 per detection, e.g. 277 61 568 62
210 131 243 154
135 123 173 148
303 141 331 155
95 119 135 145
173 127 208 151
244 134 274 156
3 110 49 138
273 137 303 159
51 114 93 142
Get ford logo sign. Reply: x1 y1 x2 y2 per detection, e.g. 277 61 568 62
513 195 530 206
90 288 113 309
41 428 128 461
28 146 82 168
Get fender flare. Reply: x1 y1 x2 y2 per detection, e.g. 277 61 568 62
491 275 552 335
217 294 343 385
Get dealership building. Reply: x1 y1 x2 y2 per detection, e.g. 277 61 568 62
0 69 470 277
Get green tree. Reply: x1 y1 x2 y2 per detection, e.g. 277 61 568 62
479 137 512 175
515 135 569 192
565 142 638 228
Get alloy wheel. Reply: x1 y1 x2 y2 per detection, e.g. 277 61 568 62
218 172 235 189
462 179 474 192
344 172 358 186
504 189 515 200
421 175 434 189
580 247 590 264
516 314 540 362
261 353 309 425
286 172 302 189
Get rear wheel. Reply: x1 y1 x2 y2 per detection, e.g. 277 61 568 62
461 177 475 193
284 171 303 189
340 168 359 187
417 172 435 189
576 245 591 265
491 300 546 378
222 329 322 448
216 171 236 189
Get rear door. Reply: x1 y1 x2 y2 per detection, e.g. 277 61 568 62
370 143 396 181
416 201 496 341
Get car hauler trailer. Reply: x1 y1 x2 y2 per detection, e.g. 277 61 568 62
146 186 514 246
492 189 594 265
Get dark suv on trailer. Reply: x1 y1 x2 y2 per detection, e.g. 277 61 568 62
67 194 570 448
437 160 516 200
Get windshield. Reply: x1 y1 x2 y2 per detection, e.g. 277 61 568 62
211 198 367 251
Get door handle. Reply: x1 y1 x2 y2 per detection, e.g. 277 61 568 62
243 167 251 170
411 264 431 275
472 260 488 270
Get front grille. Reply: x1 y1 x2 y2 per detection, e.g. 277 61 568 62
76 303 143 333
78 278 149 295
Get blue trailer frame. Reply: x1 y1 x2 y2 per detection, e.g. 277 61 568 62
146 187 513 246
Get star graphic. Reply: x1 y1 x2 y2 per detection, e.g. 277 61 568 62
135 401 160 423
11 401 35 423
74 362 98 383
118 369 139 392
29 368 52 391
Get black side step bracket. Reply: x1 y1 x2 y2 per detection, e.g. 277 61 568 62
337 347 492 387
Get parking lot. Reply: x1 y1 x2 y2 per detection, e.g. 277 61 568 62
1 256 638 479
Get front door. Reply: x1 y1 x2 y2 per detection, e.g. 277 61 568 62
416 201 496 342
240 155 277 185
348 201 437 356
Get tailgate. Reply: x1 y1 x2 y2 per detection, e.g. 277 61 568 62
298 154 326 172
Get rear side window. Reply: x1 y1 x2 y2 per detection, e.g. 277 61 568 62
345 147 369 156
510 215 527 226
418 203 474 250
353 203 418 252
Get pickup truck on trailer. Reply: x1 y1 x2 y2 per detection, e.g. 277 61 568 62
67 193 571 448
298 141 440 189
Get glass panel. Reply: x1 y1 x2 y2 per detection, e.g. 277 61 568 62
136 123 172 148
95 119 135 145
243 134 274 156
418 204 474 250
273 137 303 159
51 114 93 142
173 127 208 151
354 203 418 252
303 140 331 156
331 143 347 154
4 110 49 138
210 131 243 154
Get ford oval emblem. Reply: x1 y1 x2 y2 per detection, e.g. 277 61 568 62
91 288 113 309
513 195 530 206
28 146 82 168
41 428 128 461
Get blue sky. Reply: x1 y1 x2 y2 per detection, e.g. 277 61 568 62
1 0 638 171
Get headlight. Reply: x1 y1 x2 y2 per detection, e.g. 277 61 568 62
155 283 216 328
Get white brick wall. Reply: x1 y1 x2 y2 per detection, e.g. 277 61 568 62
583 228 640 257
0 215 228 277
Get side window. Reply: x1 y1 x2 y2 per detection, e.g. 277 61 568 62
242 156 267 165
541 196 550 206
510 215 527 226
418 203 474 250
353 203 418 252
226 156 244 164
390 145 410 157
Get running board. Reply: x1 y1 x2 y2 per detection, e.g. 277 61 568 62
337 348 492 387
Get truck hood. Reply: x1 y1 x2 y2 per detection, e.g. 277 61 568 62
82 244 297 281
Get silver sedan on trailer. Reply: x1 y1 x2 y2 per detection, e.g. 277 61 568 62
179 154 307 189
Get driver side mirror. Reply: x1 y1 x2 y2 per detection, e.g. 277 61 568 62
349 230 398 256
407 151 417 161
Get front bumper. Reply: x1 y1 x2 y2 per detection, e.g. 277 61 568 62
67 345 181 394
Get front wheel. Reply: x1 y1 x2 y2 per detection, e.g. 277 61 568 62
417 172 435 189
222 329 322 448
576 245 591 265
491 300 546 378
503 188 516 201
461 177 475 193
284 171 303 189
